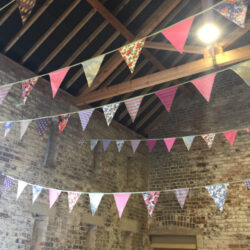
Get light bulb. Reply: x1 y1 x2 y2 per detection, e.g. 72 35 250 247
198 24 220 44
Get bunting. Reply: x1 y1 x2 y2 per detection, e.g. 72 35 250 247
183 136 195 151
124 96 143 122
89 193 104 215
78 109 94 131
0 85 12 105
32 185 43 204
68 192 81 213
22 78 38 104
4 176 13 193
4 121 14 137
231 60 250 86
38 118 50 136
131 140 140 153
214 0 248 28
17 0 36 24
146 140 157 152
163 138 176 152
246 128 250 135
202 134 216 149
102 103 120 126
223 130 237 146
20 120 32 140
161 17 194 54
113 193 131 218
57 114 70 133
174 188 189 209
49 189 61 208
103 140 111 152
116 140 125 152
49 68 70 98
206 184 229 212
244 180 250 189
17 180 28 200
90 139 98 150
142 191 160 216
82 55 105 87
155 86 178 112
191 73 216 102
118 38 146 73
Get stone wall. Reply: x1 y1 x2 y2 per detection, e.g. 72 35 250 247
148 70 250 249
0 54 150 250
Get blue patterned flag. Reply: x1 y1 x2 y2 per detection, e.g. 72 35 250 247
116 140 125 152
4 122 14 137
89 193 104 215
183 136 195 151
244 180 250 189
78 109 95 131
102 103 120 126
103 140 111 152
32 185 43 204
4 176 13 193
90 139 98 150
38 118 50 136
206 184 229 212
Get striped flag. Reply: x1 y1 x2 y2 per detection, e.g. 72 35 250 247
78 109 94 131
125 96 143 122
174 188 189 209
0 85 12 105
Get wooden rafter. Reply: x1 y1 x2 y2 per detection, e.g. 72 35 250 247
0 2 17 26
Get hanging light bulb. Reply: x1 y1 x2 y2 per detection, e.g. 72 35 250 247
198 24 220 44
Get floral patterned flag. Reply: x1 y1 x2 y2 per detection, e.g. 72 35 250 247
231 60 250 86
22 78 38 104
89 193 104 215
17 180 28 200
163 138 176 152
103 140 111 152
0 85 12 105
113 193 131 218
131 140 140 153
49 189 62 208
49 68 70 98
82 55 105 87
206 184 229 212
214 0 248 28
32 185 43 204
119 38 146 73
4 121 14 137
125 96 143 122
223 130 237 146
57 114 70 133
155 86 178 112
161 17 194 54
78 109 95 131
191 74 216 102
20 120 32 140
183 136 195 151
4 176 13 193
146 140 157 152
68 192 81 213
142 191 160 216
102 103 120 126
116 140 125 152
17 0 36 24
244 180 250 189
174 188 189 209
90 139 98 150
202 134 216 149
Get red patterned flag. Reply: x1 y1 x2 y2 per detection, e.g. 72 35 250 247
156 86 178 112
0 85 12 105
22 78 38 104
202 134 216 149
142 191 160 216
57 114 70 133
17 0 36 24
68 192 81 213
125 96 143 122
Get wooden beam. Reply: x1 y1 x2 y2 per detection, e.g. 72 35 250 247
0 2 17 26
75 45 250 105
151 243 196 249
21 0 80 63
4 0 53 53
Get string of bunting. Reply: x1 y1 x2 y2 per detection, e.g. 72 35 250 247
1 173 250 216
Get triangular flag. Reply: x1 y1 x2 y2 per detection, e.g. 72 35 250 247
57 114 70 133
246 128 250 135
231 60 250 86
90 139 98 150
155 86 178 112
119 38 146 73
102 103 120 126
49 67 70 98
49 189 62 208
38 118 50 136
244 180 250 189
161 17 194 54
32 185 43 204
223 130 237 146
163 138 176 152
89 193 104 215
183 136 195 151
146 140 157 152
78 109 94 131
174 188 189 209
206 184 229 212
68 192 81 213
4 121 14 137
142 191 160 216
131 140 140 153
17 0 36 24
20 120 32 140
82 55 105 87
116 140 125 152
0 85 12 105
17 180 28 200
214 0 248 28
4 176 13 193
103 140 111 152
22 78 38 104
125 96 143 122
202 134 216 149
78 138 85 145
113 193 131 218
191 73 216 102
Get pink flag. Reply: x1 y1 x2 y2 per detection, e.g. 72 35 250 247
125 96 143 122
49 68 70 98
146 140 157 152
113 193 131 218
223 130 237 146
163 138 176 152
191 73 216 102
49 189 62 208
156 86 178 112
161 17 194 54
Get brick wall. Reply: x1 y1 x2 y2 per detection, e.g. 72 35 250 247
0 54 150 250
149 71 250 249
